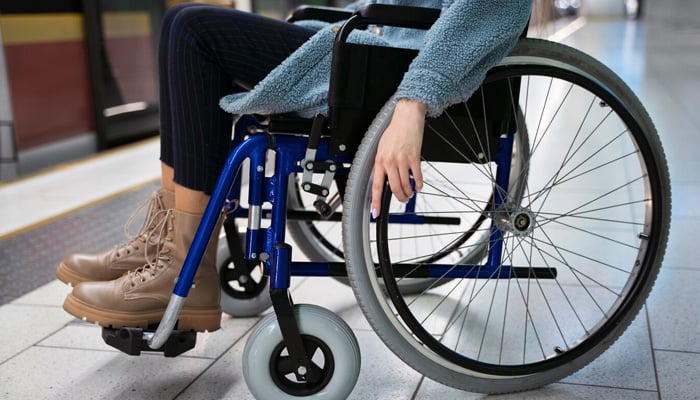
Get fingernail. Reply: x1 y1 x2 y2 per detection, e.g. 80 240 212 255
371 208 378 219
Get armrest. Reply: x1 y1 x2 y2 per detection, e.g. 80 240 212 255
334 4 440 52
352 3 440 30
330 3 442 80
286 5 353 23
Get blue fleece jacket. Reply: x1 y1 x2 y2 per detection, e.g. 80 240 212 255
219 0 532 118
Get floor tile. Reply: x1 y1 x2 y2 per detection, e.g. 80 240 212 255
670 183 700 219
39 313 261 360
348 330 423 400
647 268 700 352
561 308 656 391
655 350 700 400
661 217 700 269
0 304 75 363
10 280 72 307
177 329 254 400
415 379 658 400
0 346 211 400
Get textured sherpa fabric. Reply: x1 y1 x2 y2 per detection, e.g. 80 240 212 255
219 0 532 118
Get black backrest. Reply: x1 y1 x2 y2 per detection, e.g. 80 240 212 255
326 5 529 161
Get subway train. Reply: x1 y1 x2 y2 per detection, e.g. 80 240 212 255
0 0 166 179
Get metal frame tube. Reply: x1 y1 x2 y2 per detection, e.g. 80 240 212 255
149 134 269 349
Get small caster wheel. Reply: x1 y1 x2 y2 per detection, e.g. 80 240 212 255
216 238 271 317
243 304 361 399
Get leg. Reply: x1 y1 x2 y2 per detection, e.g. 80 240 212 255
59 5 315 285
158 4 316 196
62 5 316 331
55 3 197 286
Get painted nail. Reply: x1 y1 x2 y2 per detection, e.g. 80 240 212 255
371 208 378 219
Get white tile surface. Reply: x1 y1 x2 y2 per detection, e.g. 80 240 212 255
662 217 700 269
11 279 72 307
647 268 700 353
561 309 657 391
177 330 255 400
349 330 423 400
0 304 75 363
0 347 212 400
415 380 659 400
655 350 700 400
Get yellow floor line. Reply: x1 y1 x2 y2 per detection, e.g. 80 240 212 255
0 178 159 242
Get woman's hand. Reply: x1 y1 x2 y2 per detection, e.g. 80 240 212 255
371 98 428 218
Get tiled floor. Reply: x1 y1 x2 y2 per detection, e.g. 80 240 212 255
2 14 700 400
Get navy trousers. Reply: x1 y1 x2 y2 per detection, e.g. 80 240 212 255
158 4 316 194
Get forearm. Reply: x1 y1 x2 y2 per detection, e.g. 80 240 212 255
396 98 428 116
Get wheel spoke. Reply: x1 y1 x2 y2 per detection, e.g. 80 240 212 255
221 266 239 282
275 355 296 376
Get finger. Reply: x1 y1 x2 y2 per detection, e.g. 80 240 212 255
371 166 385 218
411 161 424 192
386 167 408 203
398 165 414 200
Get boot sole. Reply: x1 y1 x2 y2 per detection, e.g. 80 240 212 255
63 293 222 332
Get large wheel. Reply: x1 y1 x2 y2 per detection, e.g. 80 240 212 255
243 304 361 399
342 38 670 393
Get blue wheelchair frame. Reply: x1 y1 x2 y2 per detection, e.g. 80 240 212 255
138 2 533 381
142 110 520 381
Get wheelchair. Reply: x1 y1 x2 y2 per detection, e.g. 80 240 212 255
100 4 671 398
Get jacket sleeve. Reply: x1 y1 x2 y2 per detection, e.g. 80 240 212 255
394 0 532 116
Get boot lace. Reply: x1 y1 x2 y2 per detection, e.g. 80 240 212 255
114 191 167 258
126 209 174 287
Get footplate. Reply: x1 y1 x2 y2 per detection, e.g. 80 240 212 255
101 327 196 357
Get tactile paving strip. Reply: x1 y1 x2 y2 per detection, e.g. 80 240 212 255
0 182 160 304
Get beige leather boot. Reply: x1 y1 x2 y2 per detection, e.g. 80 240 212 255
56 188 174 286
63 209 222 332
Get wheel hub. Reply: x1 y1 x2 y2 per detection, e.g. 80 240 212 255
493 205 536 237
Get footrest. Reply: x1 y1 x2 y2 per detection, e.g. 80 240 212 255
101 327 196 357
